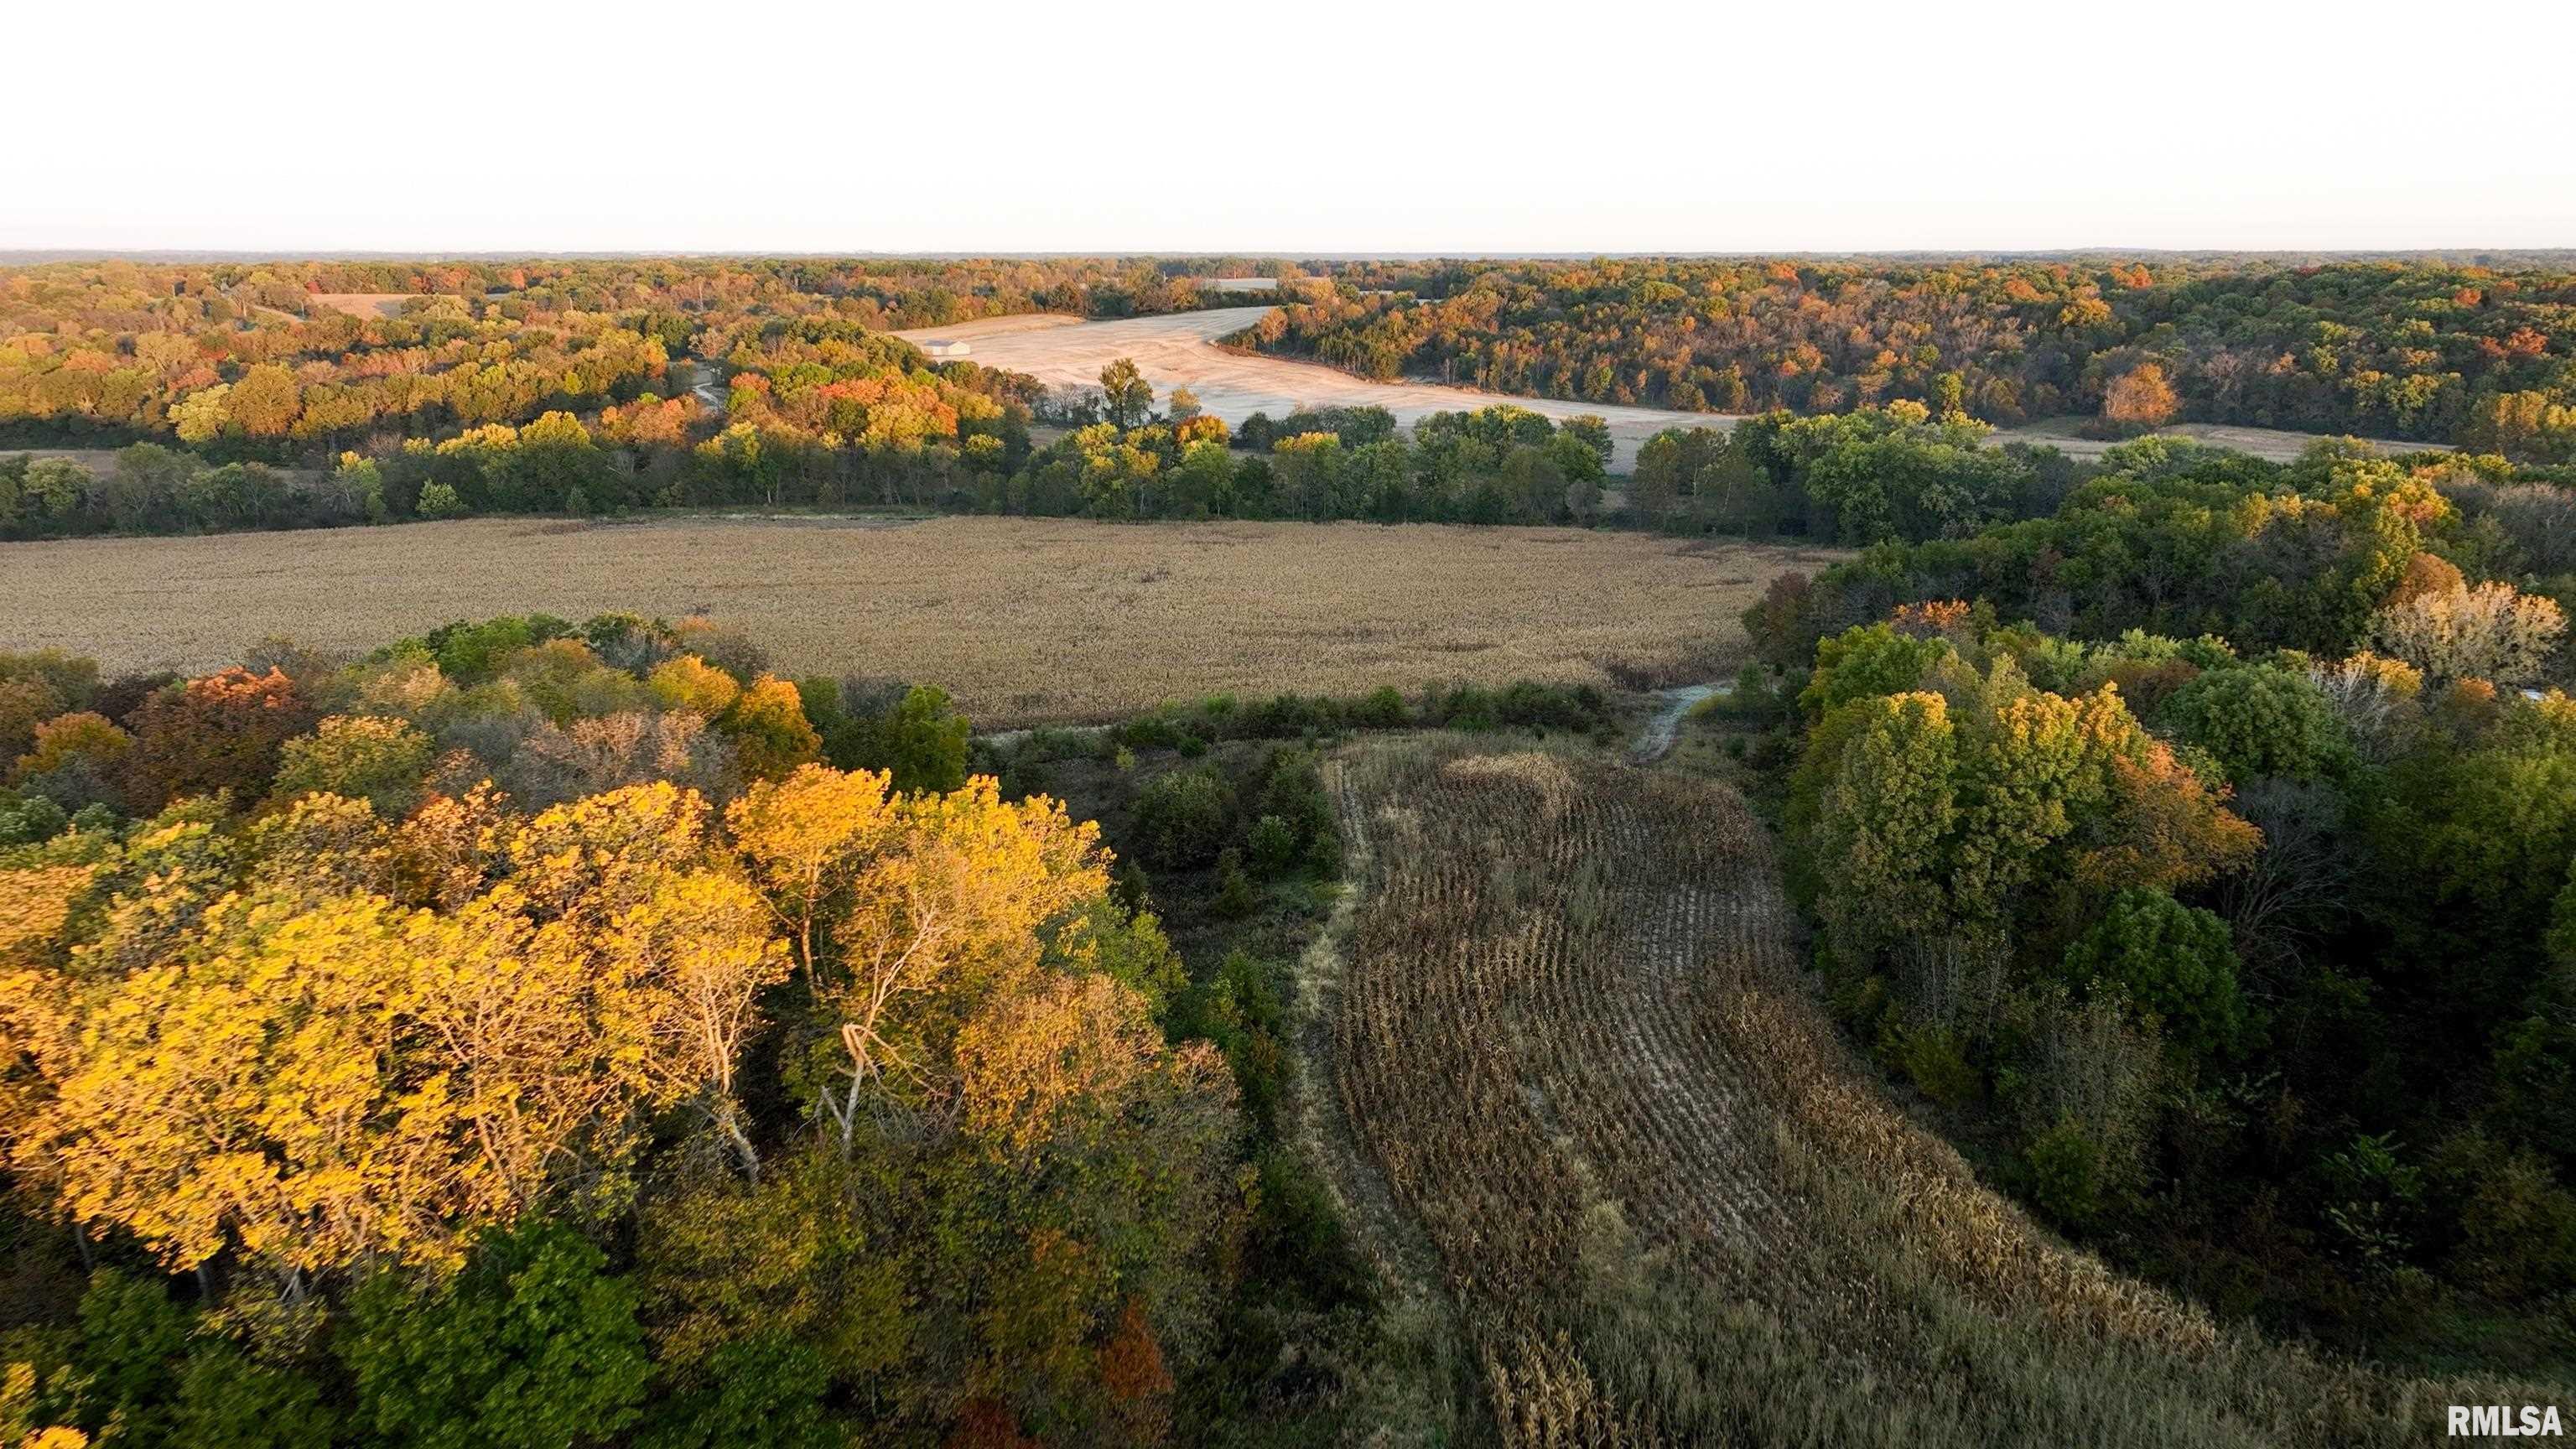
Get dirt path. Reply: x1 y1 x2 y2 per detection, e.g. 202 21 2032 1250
685 360 724 412
1280 759 1476 1441
1626 681 1729 764
893 307 1737 470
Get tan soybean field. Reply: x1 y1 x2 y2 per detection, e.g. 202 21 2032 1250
892 306 1737 470
0 516 1841 727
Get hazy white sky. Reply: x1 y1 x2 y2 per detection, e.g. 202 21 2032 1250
8 0 2572 255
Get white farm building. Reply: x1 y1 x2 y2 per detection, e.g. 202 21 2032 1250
917 338 973 359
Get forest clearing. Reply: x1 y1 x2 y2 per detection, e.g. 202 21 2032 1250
0 516 1831 725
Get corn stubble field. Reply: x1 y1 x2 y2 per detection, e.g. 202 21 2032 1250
1308 738 2555 1446
0 517 1828 727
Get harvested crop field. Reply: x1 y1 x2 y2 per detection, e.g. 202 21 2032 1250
893 307 1735 470
0 517 1836 726
308 292 423 319
1310 738 2550 1444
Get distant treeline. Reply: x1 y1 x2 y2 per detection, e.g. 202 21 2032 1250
0 255 1285 458
13 392 2576 569
1239 258 2576 459
2 397 1618 536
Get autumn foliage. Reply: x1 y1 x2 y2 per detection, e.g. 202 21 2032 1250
0 617 1247 1444
124 667 313 808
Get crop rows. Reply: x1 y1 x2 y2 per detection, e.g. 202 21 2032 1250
1322 737 2556 1447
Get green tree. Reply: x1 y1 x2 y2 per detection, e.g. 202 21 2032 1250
818 684 970 795
2060 888 2249 1063
1810 691 1957 959
2157 665 2348 785
342 1223 649 1449
415 482 466 520
1099 358 1153 429
269 715 435 817
1130 769 1233 869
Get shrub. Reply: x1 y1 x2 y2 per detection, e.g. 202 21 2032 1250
415 481 466 519
2323 1132 2425 1272
1114 710 1200 752
271 715 436 817
2433 1135 2576 1300
1182 949 1289 1132
1496 680 1608 732
1890 1023 1982 1107
1247 815 1299 876
1130 769 1233 869
1353 685 1410 729
1212 847 1258 918
0 790 69 845
1435 683 1500 731
2025 1117 2109 1229
1242 693 1332 738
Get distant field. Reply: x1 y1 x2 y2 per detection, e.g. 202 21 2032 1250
0 517 1835 725
309 292 422 319
893 307 1735 469
2 448 128 475
891 310 2456 470
1995 416 2447 461
3 444 320 486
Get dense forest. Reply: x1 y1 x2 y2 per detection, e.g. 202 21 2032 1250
1235 257 2576 458
0 256 1275 458
0 606 1628 1446
1701 423 2576 1368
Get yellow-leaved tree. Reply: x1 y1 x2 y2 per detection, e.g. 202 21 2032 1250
727 764 900 992
8 782 792 1286
751 767 1109 1150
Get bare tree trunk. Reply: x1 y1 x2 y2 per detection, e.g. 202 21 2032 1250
714 1099 761 1186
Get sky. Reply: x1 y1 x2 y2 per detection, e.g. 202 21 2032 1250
9 0 2573 256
